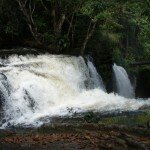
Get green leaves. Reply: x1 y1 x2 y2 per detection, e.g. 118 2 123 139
81 0 112 21
95 11 110 21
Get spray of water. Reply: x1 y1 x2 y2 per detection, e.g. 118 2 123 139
0 55 149 127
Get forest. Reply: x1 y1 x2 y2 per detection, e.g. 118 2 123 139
0 0 150 56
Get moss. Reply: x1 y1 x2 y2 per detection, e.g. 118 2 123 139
98 111 150 127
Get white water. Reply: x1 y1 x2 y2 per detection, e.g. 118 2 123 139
87 60 106 91
0 55 149 127
113 64 135 98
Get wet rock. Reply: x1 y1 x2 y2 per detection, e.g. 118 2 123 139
0 48 38 58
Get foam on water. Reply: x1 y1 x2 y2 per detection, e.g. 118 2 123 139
0 54 149 127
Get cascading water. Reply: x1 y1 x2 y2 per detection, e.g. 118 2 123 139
0 54 149 128
87 58 106 91
113 63 135 98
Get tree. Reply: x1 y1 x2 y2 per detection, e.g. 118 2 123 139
80 0 120 55
16 0 41 44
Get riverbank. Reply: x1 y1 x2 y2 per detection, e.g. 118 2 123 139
0 110 150 150
0 124 150 150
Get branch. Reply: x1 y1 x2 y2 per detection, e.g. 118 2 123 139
67 13 75 37
130 62 150 66
40 0 49 13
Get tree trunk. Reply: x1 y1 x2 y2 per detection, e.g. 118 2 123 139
80 21 97 55
67 13 75 37
0 0 4 13
125 34 129 58
53 14 66 38
51 3 66 39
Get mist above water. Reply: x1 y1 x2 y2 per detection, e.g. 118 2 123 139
0 54 149 127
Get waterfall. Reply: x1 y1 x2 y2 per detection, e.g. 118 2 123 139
0 54 149 127
113 63 135 98
87 58 106 91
